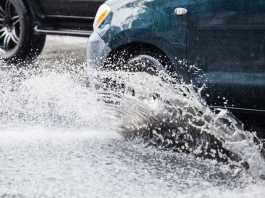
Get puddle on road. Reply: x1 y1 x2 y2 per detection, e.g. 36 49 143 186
0 37 264 198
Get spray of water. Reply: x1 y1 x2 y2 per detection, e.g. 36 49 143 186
88 70 265 179
0 60 264 181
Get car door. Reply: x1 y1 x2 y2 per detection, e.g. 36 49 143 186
186 0 258 110
32 0 65 15
242 0 265 110
30 0 103 17
62 0 105 18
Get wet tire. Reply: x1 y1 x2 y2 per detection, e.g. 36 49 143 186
0 0 46 64
127 54 164 75
105 45 172 75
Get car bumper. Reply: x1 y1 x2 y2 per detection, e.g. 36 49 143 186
86 32 111 70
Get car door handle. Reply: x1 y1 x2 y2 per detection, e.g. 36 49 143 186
175 8 188 16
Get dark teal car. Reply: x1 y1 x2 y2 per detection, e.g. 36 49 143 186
87 0 265 135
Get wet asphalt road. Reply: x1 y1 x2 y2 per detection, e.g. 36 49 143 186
0 36 264 198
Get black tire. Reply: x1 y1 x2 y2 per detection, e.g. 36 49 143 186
105 45 172 75
127 54 164 75
0 0 46 64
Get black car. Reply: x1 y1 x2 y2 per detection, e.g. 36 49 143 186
0 0 104 63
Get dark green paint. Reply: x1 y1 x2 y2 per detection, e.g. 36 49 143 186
95 0 265 111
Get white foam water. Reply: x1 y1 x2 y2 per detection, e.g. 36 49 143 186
89 71 265 178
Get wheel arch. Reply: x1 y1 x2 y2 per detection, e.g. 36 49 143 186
12 0 30 15
104 39 189 75
102 39 192 82
17 0 41 22
106 42 172 67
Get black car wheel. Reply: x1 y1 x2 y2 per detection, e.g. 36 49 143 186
0 0 46 63
127 54 165 75
105 44 172 75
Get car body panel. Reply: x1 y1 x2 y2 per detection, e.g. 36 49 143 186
99 0 188 71
22 0 104 32
26 0 104 17
186 0 265 110
88 0 265 114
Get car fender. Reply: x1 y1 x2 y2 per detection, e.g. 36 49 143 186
11 0 28 15
100 0 187 64
19 0 40 20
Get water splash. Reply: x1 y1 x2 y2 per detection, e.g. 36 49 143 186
89 71 265 179
0 67 118 130
0 64 264 180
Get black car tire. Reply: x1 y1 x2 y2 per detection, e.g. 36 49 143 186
127 54 164 75
105 45 172 75
0 0 46 64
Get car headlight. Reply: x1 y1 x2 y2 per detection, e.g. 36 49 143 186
93 4 111 30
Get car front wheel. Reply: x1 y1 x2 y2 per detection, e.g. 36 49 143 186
127 54 165 75
105 45 172 75
0 0 46 64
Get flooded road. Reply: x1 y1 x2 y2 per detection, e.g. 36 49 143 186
0 36 264 198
